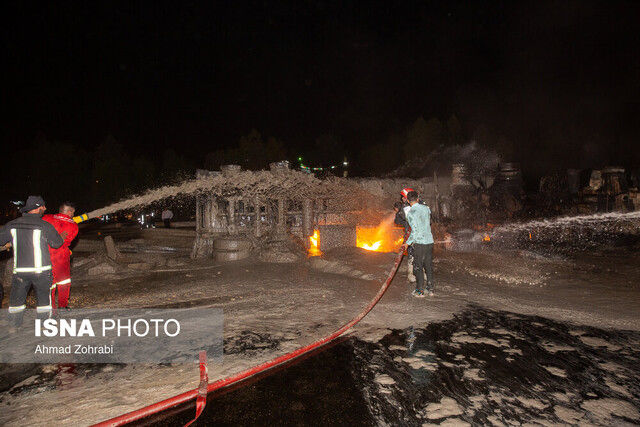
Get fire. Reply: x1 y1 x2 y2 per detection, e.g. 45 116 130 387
361 241 381 251
483 235 491 242
308 230 322 256
356 217 404 252
310 229 319 247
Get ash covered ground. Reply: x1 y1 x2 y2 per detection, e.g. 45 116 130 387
0 223 639 426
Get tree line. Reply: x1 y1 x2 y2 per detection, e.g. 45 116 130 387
4 115 518 213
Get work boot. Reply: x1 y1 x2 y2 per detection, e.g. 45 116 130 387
426 282 435 297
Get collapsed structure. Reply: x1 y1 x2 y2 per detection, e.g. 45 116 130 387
191 162 456 259
191 162 354 258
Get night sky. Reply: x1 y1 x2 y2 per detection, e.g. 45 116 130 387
3 1 639 170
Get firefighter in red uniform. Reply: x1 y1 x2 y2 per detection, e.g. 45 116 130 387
43 202 79 310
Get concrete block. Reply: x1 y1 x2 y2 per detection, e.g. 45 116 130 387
103 235 121 260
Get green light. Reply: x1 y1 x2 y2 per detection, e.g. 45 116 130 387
297 156 303 161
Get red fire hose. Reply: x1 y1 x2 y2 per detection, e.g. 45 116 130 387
93 246 405 426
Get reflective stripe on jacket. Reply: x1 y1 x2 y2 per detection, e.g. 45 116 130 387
0 213 63 273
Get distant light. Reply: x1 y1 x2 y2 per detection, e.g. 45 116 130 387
343 161 348 166
297 156 303 161
331 166 336 169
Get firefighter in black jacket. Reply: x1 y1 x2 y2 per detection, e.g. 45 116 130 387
0 196 63 325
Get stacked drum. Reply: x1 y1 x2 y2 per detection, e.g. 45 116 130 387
213 237 251 262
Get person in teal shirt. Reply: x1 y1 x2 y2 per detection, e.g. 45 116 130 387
402 191 435 297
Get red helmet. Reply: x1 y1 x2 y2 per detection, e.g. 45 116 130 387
400 187 415 198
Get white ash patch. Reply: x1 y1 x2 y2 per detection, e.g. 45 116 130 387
10 375 39 390
421 396 464 420
502 347 523 356
461 266 548 287
463 368 485 381
469 395 485 409
539 341 576 353
515 396 548 410
598 361 626 374
486 415 506 426
355 328 392 343
578 335 623 351
522 418 555 426
553 405 585 423
432 418 471 426
581 398 640 423
374 374 396 385
402 356 437 370
388 344 408 351
551 392 575 403
488 391 506 403
488 328 526 340
451 332 501 347
543 365 567 377
605 378 632 398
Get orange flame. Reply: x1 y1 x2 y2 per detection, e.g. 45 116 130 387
483 235 491 242
356 217 404 252
361 241 382 251
308 230 322 256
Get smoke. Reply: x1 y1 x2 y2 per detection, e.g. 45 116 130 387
387 141 501 178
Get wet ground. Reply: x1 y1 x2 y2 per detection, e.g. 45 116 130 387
1 226 640 425
143 307 640 426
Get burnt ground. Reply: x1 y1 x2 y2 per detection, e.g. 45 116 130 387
148 307 640 426
0 229 639 426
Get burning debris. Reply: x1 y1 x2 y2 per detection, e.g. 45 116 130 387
308 230 321 256
356 217 405 253
189 163 433 259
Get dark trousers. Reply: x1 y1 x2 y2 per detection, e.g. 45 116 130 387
8 271 53 326
163 219 171 228
412 243 434 292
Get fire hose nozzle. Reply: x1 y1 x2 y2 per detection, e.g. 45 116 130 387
73 213 90 223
